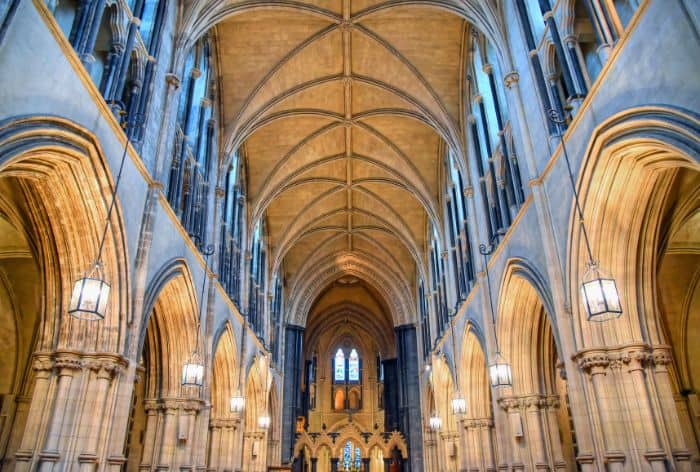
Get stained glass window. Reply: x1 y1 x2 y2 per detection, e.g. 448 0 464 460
334 348 346 382
348 348 359 382
355 447 361 469
343 441 352 470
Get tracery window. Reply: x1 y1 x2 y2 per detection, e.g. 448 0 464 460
247 222 267 337
444 151 476 306
348 349 360 382
468 34 525 241
332 347 362 411
419 279 431 359
428 234 448 337
341 441 362 471
219 153 245 305
167 37 215 248
334 349 346 383
48 0 166 142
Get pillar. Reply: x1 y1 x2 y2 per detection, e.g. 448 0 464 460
78 359 121 471
14 356 53 471
651 349 692 471
38 354 82 470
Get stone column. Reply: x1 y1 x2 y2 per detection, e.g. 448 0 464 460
362 457 370 471
651 348 692 471
497 398 523 471
14 356 54 471
78 359 121 471
622 350 666 472
310 456 318 472
157 400 180 469
140 400 161 469
523 396 547 470
576 352 624 472
209 420 223 470
479 419 495 472
38 354 82 470
331 457 339 472
543 397 566 470
584 0 616 59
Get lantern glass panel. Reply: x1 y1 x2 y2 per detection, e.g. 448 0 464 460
581 264 622 321
69 276 110 320
489 353 512 388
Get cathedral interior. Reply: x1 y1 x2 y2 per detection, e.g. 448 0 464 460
0 0 698 470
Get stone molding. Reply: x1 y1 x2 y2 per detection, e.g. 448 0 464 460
497 394 560 412
574 344 673 375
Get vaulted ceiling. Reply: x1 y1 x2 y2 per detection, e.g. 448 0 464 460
212 0 475 324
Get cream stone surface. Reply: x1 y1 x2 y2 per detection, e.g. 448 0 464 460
0 0 698 471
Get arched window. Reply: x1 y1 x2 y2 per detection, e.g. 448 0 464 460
137 0 163 50
444 151 476 307
348 349 360 382
270 275 283 363
333 347 362 411
219 153 244 305
468 33 525 242
167 37 216 250
419 279 432 359
334 348 346 382
248 222 267 337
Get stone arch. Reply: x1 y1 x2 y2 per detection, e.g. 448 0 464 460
568 106 700 463
211 322 238 419
496 263 561 396
0 115 130 354
568 106 700 347
496 260 576 469
140 261 200 398
459 323 490 418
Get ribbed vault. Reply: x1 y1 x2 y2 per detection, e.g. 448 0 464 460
203 0 485 324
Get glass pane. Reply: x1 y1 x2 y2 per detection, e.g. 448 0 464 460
335 348 345 382
348 348 359 382
139 0 159 50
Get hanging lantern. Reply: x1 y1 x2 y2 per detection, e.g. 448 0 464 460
68 263 110 320
451 392 467 416
182 352 204 387
581 262 622 321
489 352 512 388
230 394 245 413
258 414 271 429
429 412 442 431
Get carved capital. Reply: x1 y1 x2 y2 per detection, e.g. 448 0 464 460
165 73 181 89
652 347 673 370
54 354 82 372
32 355 54 373
497 397 520 411
503 71 519 89
575 351 609 375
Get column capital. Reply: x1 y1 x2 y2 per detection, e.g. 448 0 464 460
574 350 609 375
503 71 520 89
165 73 181 89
